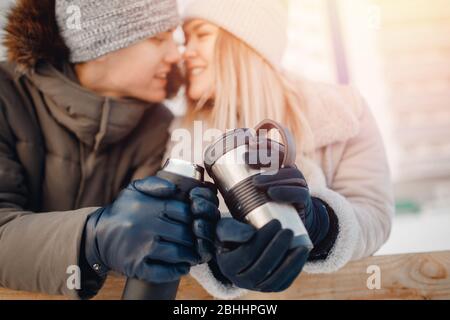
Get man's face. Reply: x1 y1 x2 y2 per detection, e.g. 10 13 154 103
79 30 181 103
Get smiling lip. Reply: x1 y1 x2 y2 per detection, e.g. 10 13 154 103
154 74 168 80
153 76 168 88
188 67 206 77
154 68 171 80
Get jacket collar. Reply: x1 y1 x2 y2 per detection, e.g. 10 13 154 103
25 62 154 151
298 78 362 151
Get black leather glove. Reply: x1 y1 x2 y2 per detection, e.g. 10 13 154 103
189 185 221 263
244 138 334 250
253 166 338 259
82 176 220 285
211 218 310 292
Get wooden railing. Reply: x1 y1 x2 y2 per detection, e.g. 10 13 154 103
1 251 449 300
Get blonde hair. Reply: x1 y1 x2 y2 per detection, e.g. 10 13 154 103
185 29 314 156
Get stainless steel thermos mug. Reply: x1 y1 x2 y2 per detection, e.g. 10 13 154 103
122 159 205 300
204 119 313 250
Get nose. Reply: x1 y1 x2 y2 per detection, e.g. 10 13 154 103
183 39 198 60
164 38 182 64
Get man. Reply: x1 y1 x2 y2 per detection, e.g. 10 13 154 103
0 0 219 299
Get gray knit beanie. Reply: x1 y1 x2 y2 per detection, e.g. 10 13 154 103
55 0 180 63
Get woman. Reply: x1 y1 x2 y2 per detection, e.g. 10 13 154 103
171 0 394 299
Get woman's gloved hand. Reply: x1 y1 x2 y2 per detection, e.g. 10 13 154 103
211 218 310 292
189 184 221 263
253 166 331 247
245 139 334 249
83 176 220 284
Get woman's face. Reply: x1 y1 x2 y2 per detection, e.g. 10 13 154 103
183 19 219 100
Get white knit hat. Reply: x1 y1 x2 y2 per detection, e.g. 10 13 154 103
182 0 289 69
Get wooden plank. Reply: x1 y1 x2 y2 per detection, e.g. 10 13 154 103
243 251 450 300
1 251 449 300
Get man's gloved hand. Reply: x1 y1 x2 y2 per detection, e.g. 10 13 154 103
83 176 220 284
212 218 310 292
253 166 331 247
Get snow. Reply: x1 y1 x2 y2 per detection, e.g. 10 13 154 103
376 210 450 255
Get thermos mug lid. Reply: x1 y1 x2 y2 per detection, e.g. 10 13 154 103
162 158 205 181
204 119 296 171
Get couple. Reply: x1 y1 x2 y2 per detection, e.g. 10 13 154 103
0 0 394 300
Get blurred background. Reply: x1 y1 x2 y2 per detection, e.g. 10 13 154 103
280 0 450 255
1 0 449 255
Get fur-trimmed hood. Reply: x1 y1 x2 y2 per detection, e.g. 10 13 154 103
3 0 70 71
